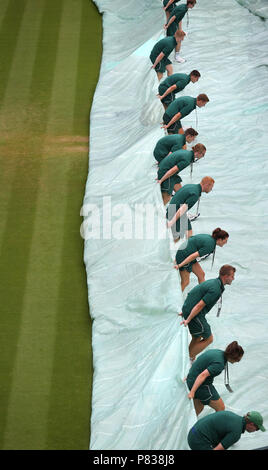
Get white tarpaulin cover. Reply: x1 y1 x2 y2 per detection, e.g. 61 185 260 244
83 0 268 449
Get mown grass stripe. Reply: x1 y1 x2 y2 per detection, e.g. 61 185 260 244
0 0 27 107
72 0 102 136
0 0 64 449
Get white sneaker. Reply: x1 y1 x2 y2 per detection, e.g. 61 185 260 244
175 55 186 63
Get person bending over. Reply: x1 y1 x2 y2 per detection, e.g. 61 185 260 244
166 176 215 241
175 228 229 291
165 0 196 63
187 410 265 450
150 30 186 81
179 265 236 361
158 70 200 110
162 94 209 134
157 143 206 205
186 341 244 416
153 128 198 163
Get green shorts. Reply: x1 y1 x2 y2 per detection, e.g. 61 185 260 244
182 311 212 339
166 22 178 37
158 84 175 106
171 216 192 239
163 112 182 135
151 57 172 74
161 175 182 195
178 260 197 272
187 426 213 450
186 378 220 405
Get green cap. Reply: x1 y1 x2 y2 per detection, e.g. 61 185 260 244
247 411 266 432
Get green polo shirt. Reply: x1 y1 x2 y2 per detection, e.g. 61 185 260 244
165 96 197 120
158 149 194 179
168 183 202 214
150 36 177 63
176 234 216 264
182 277 225 318
153 134 186 162
159 73 191 94
187 349 227 386
173 4 188 23
193 411 246 450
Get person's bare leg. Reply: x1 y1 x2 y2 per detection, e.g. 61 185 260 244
192 262 205 284
157 71 163 81
180 270 190 292
193 399 204 416
175 39 182 53
173 183 182 192
209 398 225 413
189 334 213 360
166 64 173 76
162 191 171 205
186 229 192 238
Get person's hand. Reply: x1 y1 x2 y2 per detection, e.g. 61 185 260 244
161 124 168 129
156 94 163 100
188 391 195 400
174 265 179 270
180 318 188 327
167 220 173 228
178 312 183 317
164 24 168 30
155 179 161 184
151 65 155 69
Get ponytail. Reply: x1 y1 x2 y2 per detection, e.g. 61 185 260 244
212 227 229 240
224 341 244 361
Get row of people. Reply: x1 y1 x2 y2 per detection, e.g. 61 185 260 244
148 1 266 449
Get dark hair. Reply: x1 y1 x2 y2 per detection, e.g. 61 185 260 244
219 264 236 277
197 93 209 103
187 0 196 5
212 227 229 240
224 341 244 361
192 143 206 153
190 70 200 78
185 127 198 137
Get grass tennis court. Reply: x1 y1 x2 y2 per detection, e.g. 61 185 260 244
0 0 102 449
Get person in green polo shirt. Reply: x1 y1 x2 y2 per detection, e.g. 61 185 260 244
186 341 244 416
150 30 186 81
175 228 229 291
153 128 198 163
188 410 265 450
163 0 182 19
179 265 236 361
157 70 201 110
166 176 215 241
157 143 206 205
162 94 209 135
165 0 196 63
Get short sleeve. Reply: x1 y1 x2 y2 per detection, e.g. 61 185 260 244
207 361 224 378
202 287 220 308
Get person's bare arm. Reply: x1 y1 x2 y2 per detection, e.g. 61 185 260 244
188 369 210 399
158 84 177 100
164 14 176 30
152 51 165 69
162 112 182 129
163 0 175 11
157 165 179 184
213 443 225 451
178 251 199 268
181 300 205 326
167 202 187 228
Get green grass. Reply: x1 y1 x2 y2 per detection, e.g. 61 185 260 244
0 0 102 449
